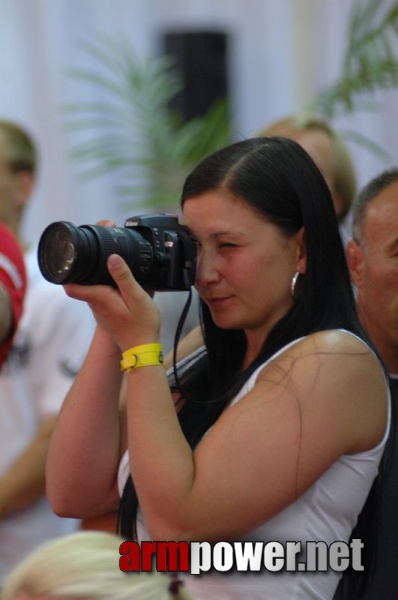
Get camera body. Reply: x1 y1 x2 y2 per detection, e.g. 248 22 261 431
37 213 196 291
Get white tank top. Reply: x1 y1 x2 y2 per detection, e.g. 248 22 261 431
118 331 391 600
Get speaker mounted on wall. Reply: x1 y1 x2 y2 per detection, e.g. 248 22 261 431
162 30 229 122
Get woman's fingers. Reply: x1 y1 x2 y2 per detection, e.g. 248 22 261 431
95 219 116 227
107 254 144 305
64 255 142 308
63 250 160 347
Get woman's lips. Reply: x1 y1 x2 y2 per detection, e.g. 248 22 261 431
205 295 233 308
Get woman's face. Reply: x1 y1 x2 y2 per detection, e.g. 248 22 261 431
183 189 306 346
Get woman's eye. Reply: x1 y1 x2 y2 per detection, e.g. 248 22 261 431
219 242 236 249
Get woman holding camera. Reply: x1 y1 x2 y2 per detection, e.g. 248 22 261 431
46 137 390 599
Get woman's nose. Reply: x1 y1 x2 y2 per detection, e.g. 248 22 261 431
195 249 221 287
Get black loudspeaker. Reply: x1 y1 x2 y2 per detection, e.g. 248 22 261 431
162 31 228 121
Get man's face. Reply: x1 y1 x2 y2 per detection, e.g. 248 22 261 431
0 132 19 225
347 180 398 371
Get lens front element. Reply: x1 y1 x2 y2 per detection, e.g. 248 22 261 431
38 222 81 284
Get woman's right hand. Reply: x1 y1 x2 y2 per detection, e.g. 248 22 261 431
62 219 161 353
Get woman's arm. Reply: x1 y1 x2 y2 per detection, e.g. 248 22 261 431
46 324 124 518
163 325 204 369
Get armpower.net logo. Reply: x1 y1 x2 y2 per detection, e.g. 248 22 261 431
119 540 364 574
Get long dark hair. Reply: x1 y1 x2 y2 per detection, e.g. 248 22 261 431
118 137 386 597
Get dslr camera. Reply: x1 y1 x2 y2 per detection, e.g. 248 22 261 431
37 213 196 291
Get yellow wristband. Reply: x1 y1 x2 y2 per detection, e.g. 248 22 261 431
120 343 164 373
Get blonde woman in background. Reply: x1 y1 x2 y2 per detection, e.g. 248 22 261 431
1 531 191 600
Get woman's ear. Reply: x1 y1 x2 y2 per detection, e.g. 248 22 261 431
295 226 307 274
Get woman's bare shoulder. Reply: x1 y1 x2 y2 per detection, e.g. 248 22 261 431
272 329 381 367
258 328 385 394
255 328 388 454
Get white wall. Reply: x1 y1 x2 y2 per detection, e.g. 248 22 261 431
0 0 397 246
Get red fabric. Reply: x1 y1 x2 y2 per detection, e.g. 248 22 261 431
0 222 27 368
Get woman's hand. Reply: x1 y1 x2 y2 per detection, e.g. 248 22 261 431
63 220 161 351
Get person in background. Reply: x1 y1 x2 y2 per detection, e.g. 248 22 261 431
0 222 26 369
258 114 357 243
344 167 398 599
46 137 389 599
0 120 95 587
1 530 192 600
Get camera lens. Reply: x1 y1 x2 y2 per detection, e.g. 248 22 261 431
38 221 153 286
38 222 87 284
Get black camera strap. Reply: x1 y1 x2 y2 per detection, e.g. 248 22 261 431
177 229 197 289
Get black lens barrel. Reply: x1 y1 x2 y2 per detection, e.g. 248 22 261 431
38 221 153 286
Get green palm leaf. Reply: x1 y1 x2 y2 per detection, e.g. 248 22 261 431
64 32 231 208
308 0 398 119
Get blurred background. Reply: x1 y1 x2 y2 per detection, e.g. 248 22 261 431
1 0 398 247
